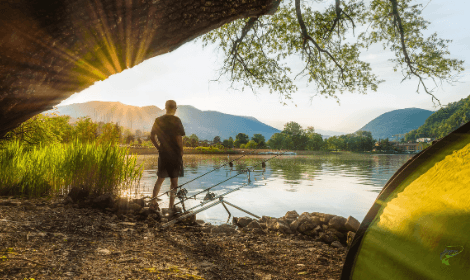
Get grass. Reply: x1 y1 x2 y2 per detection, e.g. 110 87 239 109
0 140 143 198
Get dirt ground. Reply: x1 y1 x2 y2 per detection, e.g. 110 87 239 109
0 198 347 280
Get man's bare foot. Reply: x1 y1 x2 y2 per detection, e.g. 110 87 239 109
149 199 160 212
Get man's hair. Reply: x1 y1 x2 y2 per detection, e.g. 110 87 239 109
165 100 177 110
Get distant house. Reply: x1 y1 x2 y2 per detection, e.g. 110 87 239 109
416 137 432 143
393 142 424 153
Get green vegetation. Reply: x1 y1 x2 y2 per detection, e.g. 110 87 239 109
202 0 463 103
405 95 470 141
0 114 142 198
267 122 324 151
326 131 375 152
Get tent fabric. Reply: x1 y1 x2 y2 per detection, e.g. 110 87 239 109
341 121 470 280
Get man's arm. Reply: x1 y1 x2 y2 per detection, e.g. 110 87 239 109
177 136 183 157
150 130 160 150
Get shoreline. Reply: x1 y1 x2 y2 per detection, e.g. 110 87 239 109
128 147 416 156
0 197 351 279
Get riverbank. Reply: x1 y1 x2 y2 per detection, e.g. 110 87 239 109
128 147 334 155
1 197 349 279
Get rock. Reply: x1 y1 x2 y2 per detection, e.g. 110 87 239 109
322 224 328 231
196 219 205 225
273 221 292 234
330 241 344 249
235 217 253 228
252 228 265 235
290 214 310 232
328 216 347 232
317 213 335 224
259 216 274 224
131 198 145 208
326 229 345 241
347 231 356 246
232 217 238 225
96 248 111 255
314 225 323 232
128 203 142 213
297 216 321 234
345 216 360 232
92 194 114 209
317 232 338 244
211 224 237 234
283 210 299 220
246 220 262 229
67 187 89 202
62 196 74 205
138 207 151 217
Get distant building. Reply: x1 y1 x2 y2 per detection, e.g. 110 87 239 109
416 137 432 143
392 142 424 153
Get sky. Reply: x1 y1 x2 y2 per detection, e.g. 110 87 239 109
58 0 470 134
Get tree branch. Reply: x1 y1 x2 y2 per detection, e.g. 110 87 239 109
295 0 345 80
390 0 440 105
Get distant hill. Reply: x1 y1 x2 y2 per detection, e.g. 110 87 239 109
405 96 470 141
357 108 434 140
48 101 280 140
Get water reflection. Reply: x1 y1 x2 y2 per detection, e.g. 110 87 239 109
137 154 411 224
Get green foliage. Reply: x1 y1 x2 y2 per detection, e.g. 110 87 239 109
236 133 249 144
0 141 142 197
74 117 98 143
251 134 266 148
213 136 221 144
222 138 234 148
267 122 323 150
194 146 225 153
245 140 258 149
326 131 375 152
97 123 121 145
201 0 463 102
405 95 470 141
3 114 71 147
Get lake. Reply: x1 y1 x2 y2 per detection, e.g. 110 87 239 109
135 153 412 224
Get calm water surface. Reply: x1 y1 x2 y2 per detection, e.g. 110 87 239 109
135 153 412 224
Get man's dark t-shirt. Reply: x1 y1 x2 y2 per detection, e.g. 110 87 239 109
151 115 185 178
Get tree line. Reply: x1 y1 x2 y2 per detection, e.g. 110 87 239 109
183 121 378 152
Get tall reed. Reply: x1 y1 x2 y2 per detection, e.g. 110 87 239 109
0 141 142 198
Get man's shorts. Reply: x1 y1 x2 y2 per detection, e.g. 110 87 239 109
157 155 184 178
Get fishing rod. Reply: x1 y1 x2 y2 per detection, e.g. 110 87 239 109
173 146 304 208
150 148 260 201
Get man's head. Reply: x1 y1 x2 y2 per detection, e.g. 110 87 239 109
165 100 177 115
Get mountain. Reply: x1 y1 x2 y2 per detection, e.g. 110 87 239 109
48 101 280 140
405 96 470 141
357 108 434 140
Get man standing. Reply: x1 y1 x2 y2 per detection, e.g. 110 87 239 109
150 100 185 216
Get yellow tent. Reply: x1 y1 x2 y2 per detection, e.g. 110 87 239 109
342 122 470 280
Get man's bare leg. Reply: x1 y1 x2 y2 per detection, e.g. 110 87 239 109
168 177 179 210
151 177 165 209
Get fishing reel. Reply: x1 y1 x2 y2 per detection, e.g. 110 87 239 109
176 188 188 200
203 191 216 201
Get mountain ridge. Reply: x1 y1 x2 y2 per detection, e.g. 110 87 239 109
48 101 280 140
357 108 434 140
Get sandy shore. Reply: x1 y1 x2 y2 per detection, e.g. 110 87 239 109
0 198 347 280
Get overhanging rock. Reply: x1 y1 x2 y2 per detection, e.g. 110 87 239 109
0 0 280 136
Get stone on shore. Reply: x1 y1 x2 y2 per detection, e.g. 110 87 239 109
347 231 356 246
328 216 347 232
345 216 361 232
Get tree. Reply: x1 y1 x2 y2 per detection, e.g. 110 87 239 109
245 140 259 149
282 122 303 136
202 0 463 105
97 123 121 146
189 134 199 147
252 134 266 148
305 127 324 151
267 133 291 149
75 117 98 143
213 136 222 144
236 133 250 145
223 138 234 148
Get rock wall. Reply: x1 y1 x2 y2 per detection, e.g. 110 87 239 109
0 0 280 137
